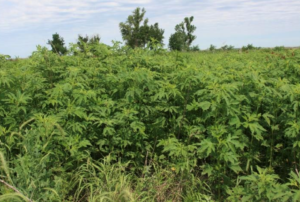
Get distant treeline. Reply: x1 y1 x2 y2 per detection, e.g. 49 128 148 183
44 7 297 56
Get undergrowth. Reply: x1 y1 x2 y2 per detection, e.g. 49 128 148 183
0 44 300 201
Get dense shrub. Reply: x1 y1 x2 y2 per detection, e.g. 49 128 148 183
0 46 300 201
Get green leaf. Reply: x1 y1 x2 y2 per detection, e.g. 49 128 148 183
130 121 145 133
229 116 241 128
79 139 91 148
229 163 243 174
198 101 211 111
263 113 274 126
201 164 213 176
198 138 215 157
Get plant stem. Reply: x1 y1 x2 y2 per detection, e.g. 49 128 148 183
0 178 34 202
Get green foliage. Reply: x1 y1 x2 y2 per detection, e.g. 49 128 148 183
169 31 186 51
70 36 110 58
119 7 164 48
241 44 259 51
169 16 197 51
77 34 101 53
274 46 285 51
147 23 165 49
189 45 200 52
1 43 300 201
221 45 235 51
209 44 216 51
47 33 68 55
227 166 296 201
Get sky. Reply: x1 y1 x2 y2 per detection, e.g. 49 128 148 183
0 0 299 57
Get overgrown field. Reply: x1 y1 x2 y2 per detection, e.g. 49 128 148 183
1 45 300 201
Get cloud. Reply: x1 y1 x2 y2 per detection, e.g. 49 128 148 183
1 0 299 32
0 1 110 31
0 0 153 32
143 0 300 48
0 0 299 56
148 0 300 24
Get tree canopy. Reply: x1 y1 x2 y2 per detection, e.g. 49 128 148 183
169 16 197 51
77 34 101 53
119 7 164 48
47 33 68 55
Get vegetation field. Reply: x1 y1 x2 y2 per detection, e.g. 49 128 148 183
1 45 300 201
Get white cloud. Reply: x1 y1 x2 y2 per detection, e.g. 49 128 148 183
115 0 152 3
0 0 126 31
1 0 299 32
145 0 300 48
0 0 299 56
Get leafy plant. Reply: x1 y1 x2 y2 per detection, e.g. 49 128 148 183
1 42 300 201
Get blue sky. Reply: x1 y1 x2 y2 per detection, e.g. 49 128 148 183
0 0 299 57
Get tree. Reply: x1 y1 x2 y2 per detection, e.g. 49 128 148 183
169 32 186 51
220 45 235 51
119 7 164 48
77 34 100 52
209 44 216 52
221 45 228 50
147 23 164 49
169 16 197 51
241 44 258 51
227 45 235 50
189 45 200 51
47 33 68 55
